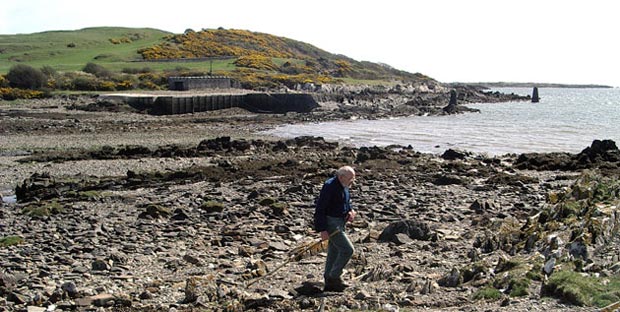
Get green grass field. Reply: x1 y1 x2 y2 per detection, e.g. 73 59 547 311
0 27 232 74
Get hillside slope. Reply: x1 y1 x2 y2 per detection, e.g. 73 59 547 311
138 28 432 82
0 27 435 87
0 27 171 73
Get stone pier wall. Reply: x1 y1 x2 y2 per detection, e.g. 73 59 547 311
118 93 318 115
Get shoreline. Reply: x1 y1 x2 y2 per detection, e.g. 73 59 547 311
1 95 618 311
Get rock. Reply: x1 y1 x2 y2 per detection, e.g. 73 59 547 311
271 203 289 216
382 303 400 312
184 276 218 304
469 199 494 213
299 298 315 309
433 174 464 185
292 282 323 296
92 293 115 307
378 220 436 243
171 208 190 220
27 307 46 312
61 281 79 298
568 241 590 261
138 204 171 219
441 149 467 160
579 139 618 160
7 291 29 304
442 90 458 114
543 258 556 275
438 268 462 287
449 90 458 106
393 233 413 245
467 248 481 262
355 289 371 300
139 290 153 300
0 271 17 289
183 254 202 266
92 259 110 271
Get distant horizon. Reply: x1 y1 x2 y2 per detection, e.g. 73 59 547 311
2 0 619 87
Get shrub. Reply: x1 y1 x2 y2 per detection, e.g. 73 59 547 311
508 277 530 297
234 55 278 71
83 62 113 78
40 66 58 78
473 287 502 301
98 81 116 91
138 80 162 90
73 76 99 91
6 64 47 90
122 67 153 74
542 270 620 307
0 75 8 87
0 87 45 100
115 80 135 90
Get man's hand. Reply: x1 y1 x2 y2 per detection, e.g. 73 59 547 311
320 231 330 241
346 210 356 222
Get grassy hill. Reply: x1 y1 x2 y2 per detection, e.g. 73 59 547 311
0 27 172 72
0 27 436 91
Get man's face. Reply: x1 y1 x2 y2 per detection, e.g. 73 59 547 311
339 172 355 188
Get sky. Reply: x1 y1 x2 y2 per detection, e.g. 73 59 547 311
1 0 619 87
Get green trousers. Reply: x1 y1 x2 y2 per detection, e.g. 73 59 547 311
324 216 355 280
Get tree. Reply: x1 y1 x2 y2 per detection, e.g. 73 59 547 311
6 64 47 90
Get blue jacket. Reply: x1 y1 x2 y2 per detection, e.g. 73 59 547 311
314 176 352 232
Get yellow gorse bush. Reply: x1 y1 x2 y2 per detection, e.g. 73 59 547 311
0 87 45 100
138 29 298 60
233 54 278 71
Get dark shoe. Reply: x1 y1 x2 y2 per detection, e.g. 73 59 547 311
334 277 350 288
323 277 348 292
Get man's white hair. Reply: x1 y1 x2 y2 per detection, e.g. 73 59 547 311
336 166 355 177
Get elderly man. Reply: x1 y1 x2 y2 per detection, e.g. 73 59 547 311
314 166 357 292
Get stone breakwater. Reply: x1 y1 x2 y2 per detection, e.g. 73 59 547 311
1 135 618 311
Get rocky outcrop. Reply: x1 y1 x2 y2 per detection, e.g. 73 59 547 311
515 139 620 172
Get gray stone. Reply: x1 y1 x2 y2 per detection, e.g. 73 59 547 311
139 290 153 300
393 233 413 245
543 258 555 275
61 281 79 298
378 220 436 243
91 259 109 271
568 241 590 260
183 254 202 266
92 293 115 307
438 268 462 287
355 290 371 300
7 291 29 304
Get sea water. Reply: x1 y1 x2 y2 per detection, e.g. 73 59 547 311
263 88 620 155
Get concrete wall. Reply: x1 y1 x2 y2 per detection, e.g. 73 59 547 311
144 93 318 115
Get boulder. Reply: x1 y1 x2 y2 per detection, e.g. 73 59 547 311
438 268 462 287
441 149 467 160
378 220 436 243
